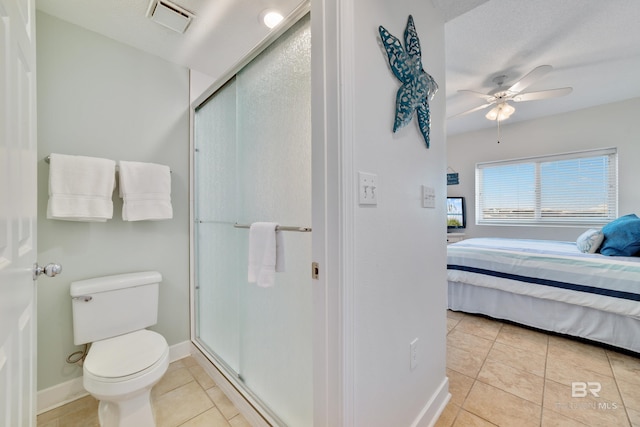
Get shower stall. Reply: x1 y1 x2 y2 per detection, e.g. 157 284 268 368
192 13 312 426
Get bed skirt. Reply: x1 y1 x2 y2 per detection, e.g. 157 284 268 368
448 280 640 354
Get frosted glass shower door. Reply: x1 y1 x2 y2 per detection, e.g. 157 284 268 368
194 15 311 427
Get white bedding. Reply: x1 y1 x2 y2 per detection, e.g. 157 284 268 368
447 238 640 352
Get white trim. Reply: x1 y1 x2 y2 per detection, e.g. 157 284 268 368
411 378 450 427
36 376 87 415
337 0 356 425
36 340 192 414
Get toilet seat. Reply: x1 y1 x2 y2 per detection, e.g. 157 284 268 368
84 329 168 382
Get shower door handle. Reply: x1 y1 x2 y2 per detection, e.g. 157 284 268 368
33 262 62 280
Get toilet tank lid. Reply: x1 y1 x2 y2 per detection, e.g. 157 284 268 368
70 271 162 296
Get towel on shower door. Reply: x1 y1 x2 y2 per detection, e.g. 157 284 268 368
47 153 116 221
118 160 172 221
248 222 286 287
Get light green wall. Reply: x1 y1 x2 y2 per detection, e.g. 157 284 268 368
36 11 190 391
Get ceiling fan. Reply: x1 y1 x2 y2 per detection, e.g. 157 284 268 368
452 65 572 121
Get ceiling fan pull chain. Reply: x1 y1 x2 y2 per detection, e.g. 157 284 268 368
497 118 501 143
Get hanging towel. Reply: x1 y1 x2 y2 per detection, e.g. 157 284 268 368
47 153 116 222
248 222 286 287
118 160 172 221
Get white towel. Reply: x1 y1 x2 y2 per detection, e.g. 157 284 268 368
47 153 116 222
118 161 172 221
248 222 286 287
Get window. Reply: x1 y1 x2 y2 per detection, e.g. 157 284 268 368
476 148 617 226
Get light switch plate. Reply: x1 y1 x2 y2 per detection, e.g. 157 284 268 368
422 185 435 208
359 172 378 205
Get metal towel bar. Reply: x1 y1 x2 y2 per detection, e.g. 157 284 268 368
233 223 311 232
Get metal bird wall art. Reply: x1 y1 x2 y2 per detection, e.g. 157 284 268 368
378 15 438 148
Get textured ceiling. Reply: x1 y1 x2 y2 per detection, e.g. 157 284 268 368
36 0 640 135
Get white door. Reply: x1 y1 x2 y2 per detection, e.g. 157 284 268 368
0 0 38 425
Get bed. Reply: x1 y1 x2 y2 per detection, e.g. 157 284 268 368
447 237 640 353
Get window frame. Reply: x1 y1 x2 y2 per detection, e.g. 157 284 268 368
475 147 618 227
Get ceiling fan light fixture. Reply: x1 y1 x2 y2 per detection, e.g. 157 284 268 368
486 102 515 121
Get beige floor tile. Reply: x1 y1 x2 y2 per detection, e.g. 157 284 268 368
181 355 200 368
547 336 612 377
617 378 640 412
543 379 629 427
434 402 460 427
541 407 589 426
495 324 548 356
452 409 497 426
448 317 461 333
477 359 544 405
486 341 546 377
447 344 486 378
154 380 214 427
447 329 494 358
228 413 253 427
453 315 502 341
189 363 217 389
608 351 640 387
152 366 195 398
36 395 98 425
207 385 240 420
627 406 640 427
180 407 231 427
463 381 541 427
447 369 475 407
545 358 621 402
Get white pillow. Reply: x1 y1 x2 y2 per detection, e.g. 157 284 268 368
576 229 604 253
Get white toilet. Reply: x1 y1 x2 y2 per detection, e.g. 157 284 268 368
70 271 169 427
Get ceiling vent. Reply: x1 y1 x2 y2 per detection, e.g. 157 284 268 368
147 0 194 34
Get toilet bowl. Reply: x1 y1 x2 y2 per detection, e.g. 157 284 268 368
83 330 169 427
70 272 169 427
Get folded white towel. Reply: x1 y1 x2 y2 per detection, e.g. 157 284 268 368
47 153 116 222
118 161 172 221
248 222 286 287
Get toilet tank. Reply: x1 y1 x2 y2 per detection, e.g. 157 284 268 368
70 271 162 345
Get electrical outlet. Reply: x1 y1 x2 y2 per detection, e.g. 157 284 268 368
422 185 435 208
410 338 418 371
359 172 378 205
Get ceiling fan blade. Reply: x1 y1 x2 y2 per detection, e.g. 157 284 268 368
458 89 494 101
507 65 553 94
448 103 494 119
513 87 573 102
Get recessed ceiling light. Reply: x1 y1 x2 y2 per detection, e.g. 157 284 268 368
260 10 284 29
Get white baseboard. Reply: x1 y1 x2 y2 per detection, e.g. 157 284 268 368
37 340 192 414
412 376 451 427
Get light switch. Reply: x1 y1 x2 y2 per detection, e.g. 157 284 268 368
359 172 378 205
422 185 435 208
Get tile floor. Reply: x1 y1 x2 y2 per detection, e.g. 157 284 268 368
37 313 640 427
437 310 640 427
37 356 251 427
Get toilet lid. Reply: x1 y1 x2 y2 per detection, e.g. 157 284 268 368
84 329 168 379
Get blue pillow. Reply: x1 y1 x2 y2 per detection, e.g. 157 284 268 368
599 214 640 256
576 229 604 253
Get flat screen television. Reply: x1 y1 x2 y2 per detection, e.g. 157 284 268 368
447 196 466 231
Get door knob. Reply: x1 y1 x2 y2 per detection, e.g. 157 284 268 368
33 263 62 280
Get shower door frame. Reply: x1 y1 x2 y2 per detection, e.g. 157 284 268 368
188 2 311 426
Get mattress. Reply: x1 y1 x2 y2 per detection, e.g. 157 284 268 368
447 238 640 319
